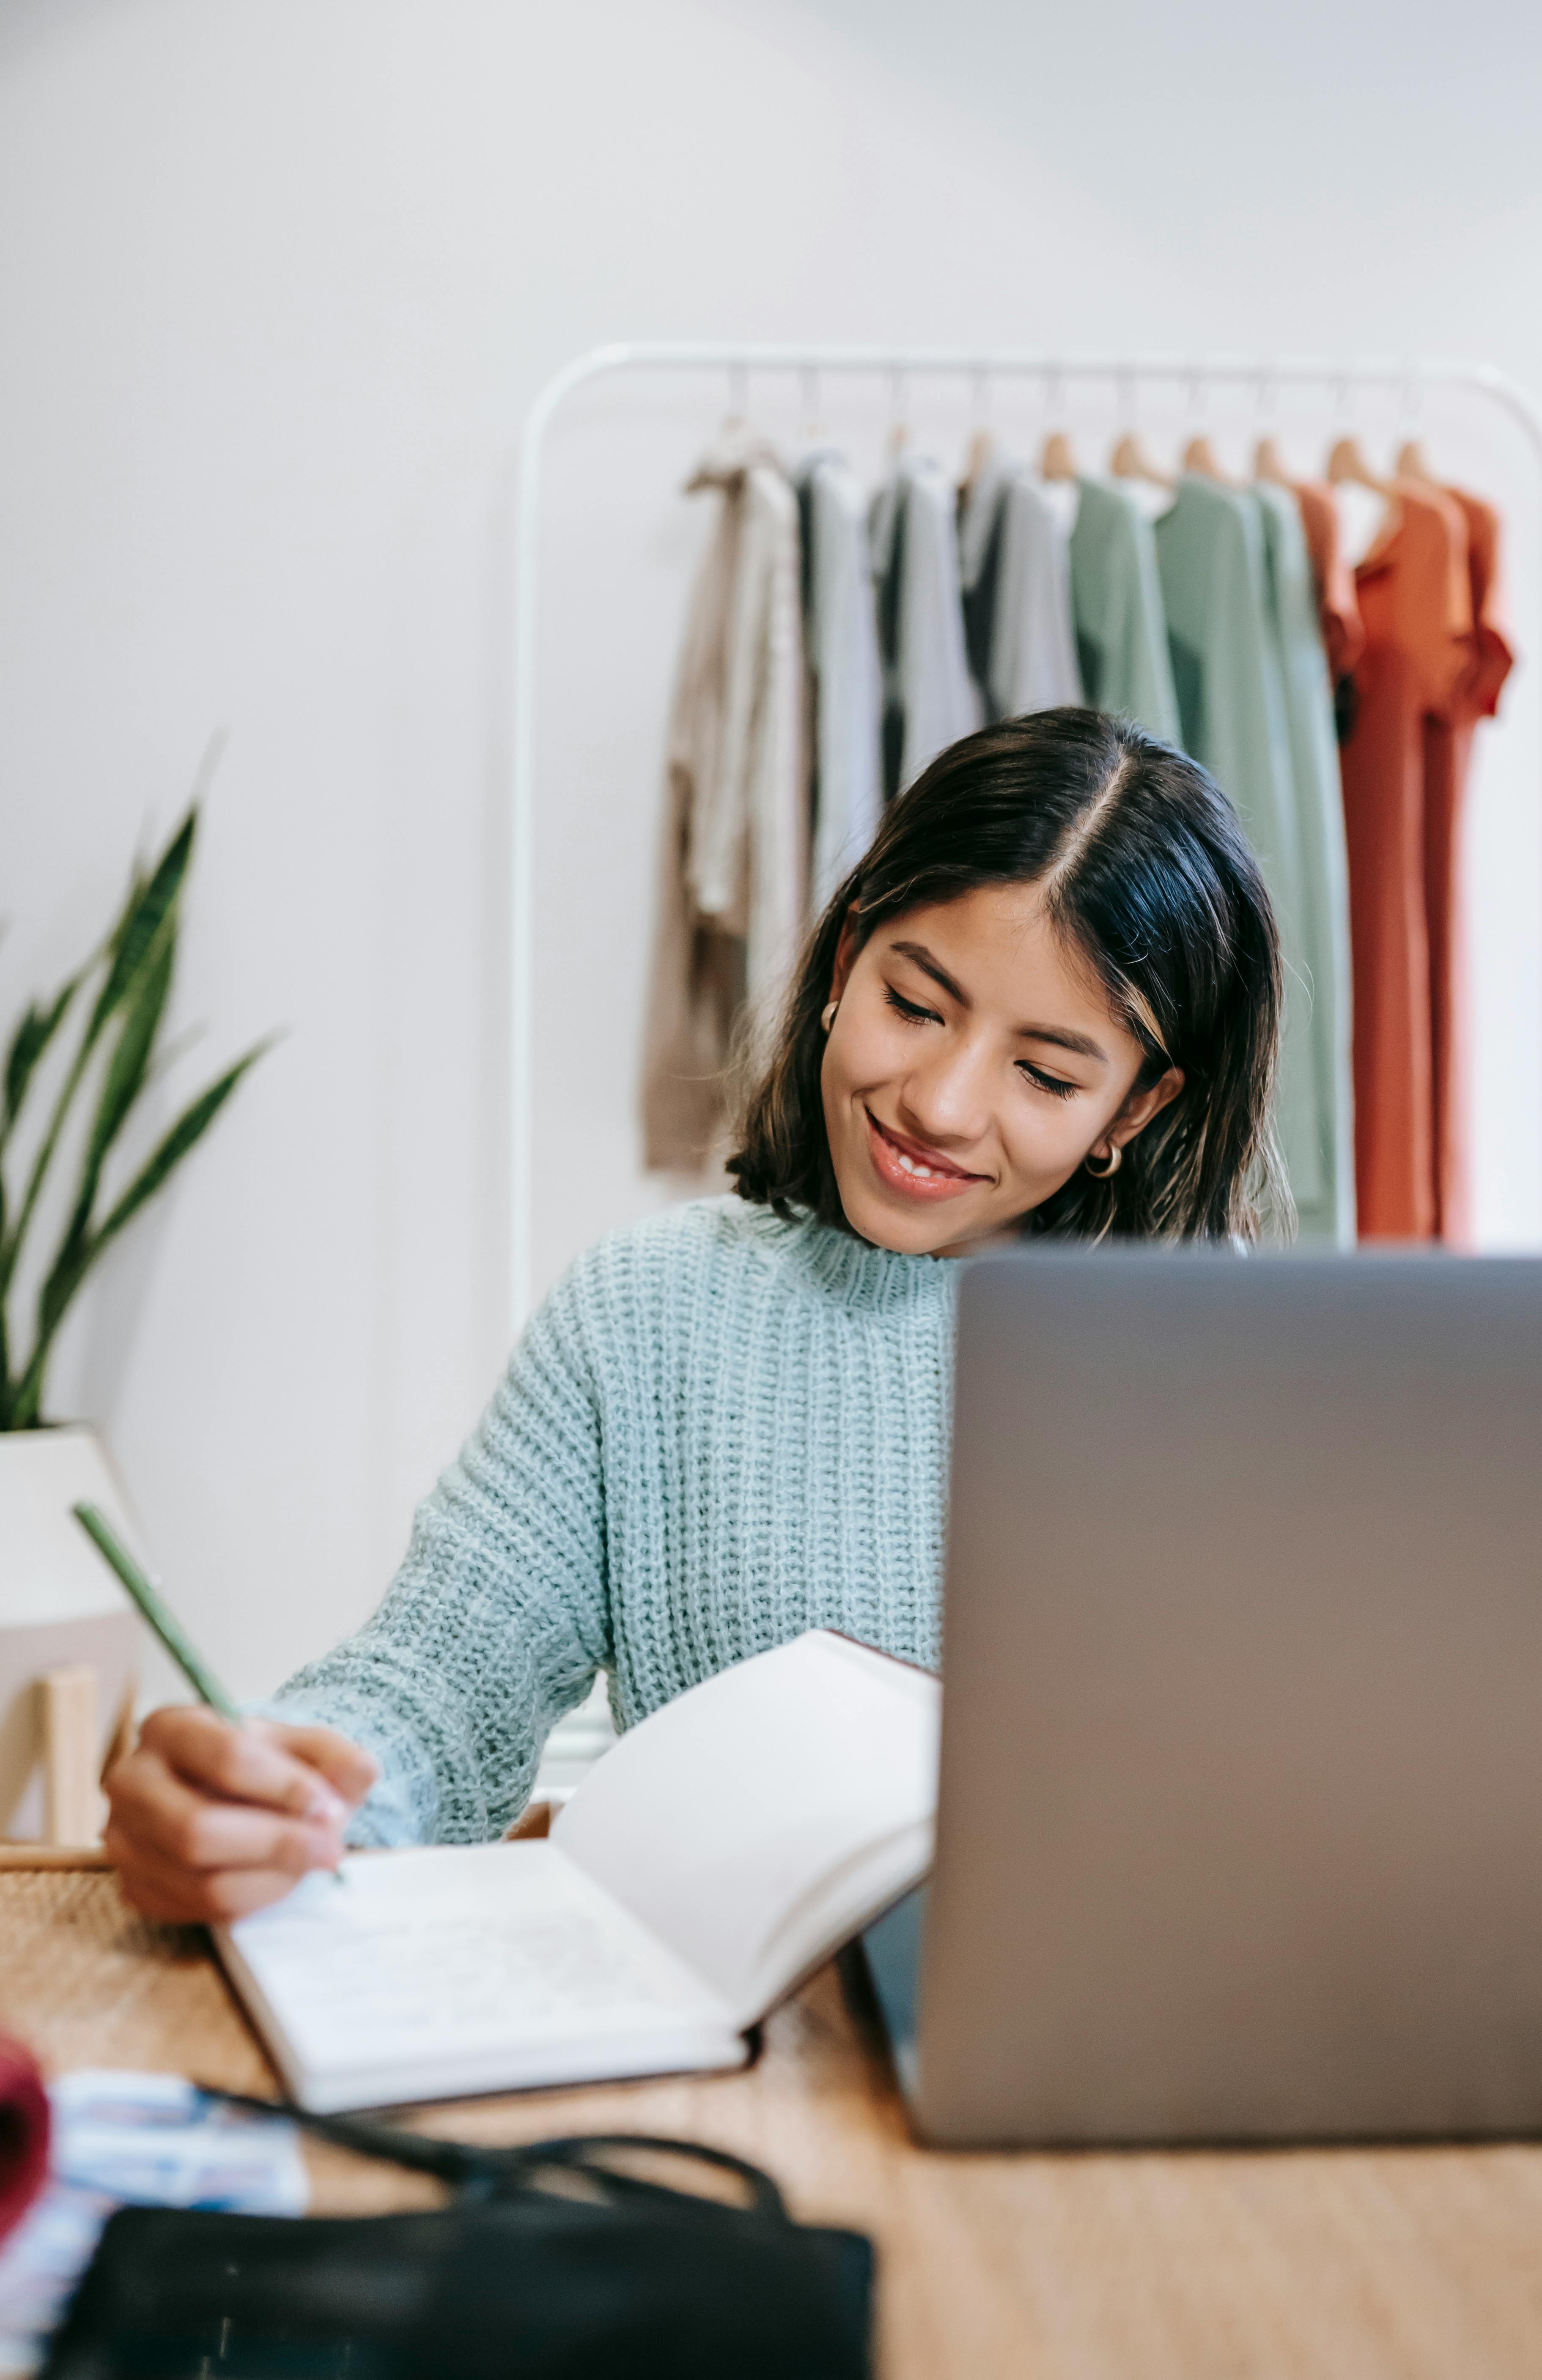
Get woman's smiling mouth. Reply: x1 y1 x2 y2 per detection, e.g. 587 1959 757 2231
864 1107 989 1202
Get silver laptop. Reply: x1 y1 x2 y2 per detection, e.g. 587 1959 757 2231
865 1246 1542 2148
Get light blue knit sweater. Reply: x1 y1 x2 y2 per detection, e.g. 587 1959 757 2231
272 1197 958 1846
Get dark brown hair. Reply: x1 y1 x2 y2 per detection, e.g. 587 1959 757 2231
727 707 1290 1243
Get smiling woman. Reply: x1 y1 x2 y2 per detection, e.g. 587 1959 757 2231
731 707 1288 1251
104 707 1288 1922
827 887 1178 1247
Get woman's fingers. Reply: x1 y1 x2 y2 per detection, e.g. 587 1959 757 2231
139 1706 348 1824
106 1826 313 1925
107 1745 342 1876
104 1704 380 1924
253 1720 379 1810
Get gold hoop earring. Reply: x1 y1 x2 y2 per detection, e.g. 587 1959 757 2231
821 1002 838 1033
1083 1142 1122 1179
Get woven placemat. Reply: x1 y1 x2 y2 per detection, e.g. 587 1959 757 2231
0 1870 456 2213
0 1868 272 2091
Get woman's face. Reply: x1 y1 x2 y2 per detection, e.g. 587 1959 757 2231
821 883 1184 1257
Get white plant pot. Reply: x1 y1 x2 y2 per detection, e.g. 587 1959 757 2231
0 1425 144 1842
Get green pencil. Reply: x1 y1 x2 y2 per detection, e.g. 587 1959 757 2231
74 1501 241 1720
72 1500 346 1881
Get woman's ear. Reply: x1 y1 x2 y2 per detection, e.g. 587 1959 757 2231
828 908 861 1005
1110 1066 1185 1150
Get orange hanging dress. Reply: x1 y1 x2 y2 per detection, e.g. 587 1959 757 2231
1339 484 1472 1239
1421 490 1513 1245
1293 480 1366 687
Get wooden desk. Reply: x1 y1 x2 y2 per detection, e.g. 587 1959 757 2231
6 1863 1542 2379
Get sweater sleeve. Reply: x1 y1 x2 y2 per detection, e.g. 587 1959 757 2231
263 1265 612 1847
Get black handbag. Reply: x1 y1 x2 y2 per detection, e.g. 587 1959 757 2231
41 2107 874 2380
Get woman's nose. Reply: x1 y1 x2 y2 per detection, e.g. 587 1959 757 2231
898 1040 993 1148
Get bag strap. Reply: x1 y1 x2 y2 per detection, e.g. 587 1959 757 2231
202 2088 503 2190
200 2090 789 2223
493 2134 789 2221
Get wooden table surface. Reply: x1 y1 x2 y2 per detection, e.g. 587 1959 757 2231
6 1860 1542 2378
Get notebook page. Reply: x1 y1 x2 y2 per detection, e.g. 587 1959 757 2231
553 1632 940 2024
219 1842 740 2112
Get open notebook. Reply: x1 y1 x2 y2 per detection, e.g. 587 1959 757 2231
216 1631 939 2113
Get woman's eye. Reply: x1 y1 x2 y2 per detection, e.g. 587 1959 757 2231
1019 1063 1078 1100
884 986 943 1026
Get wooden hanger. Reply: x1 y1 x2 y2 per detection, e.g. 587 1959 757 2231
960 365 996 495
1040 428 1078 482
1182 433 1235 482
885 367 911 463
1253 433 1292 485
1394 436 1438 485
1326 434 1395 496
962 424 996 494
1109 430 1174 488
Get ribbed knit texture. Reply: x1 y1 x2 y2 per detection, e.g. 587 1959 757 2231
270 1198 957 1846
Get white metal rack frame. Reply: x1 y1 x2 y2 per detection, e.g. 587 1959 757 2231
510 342 1542 1331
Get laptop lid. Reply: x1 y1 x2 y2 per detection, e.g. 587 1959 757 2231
915 1247 1542 2148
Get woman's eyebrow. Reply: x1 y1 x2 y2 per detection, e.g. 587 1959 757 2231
889 940 969 1004
889 939 1108 1063
1019 1023 1108 1063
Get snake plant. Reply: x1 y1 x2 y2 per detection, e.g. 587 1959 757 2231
0 806 269 1428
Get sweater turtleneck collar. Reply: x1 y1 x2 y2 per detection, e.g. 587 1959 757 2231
731 1195 962 1315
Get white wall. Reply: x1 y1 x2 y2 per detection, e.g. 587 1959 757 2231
3 0 1540 1698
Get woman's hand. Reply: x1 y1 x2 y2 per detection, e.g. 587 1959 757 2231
104 1707 379 1924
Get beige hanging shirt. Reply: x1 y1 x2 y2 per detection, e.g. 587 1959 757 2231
643 428 807 1170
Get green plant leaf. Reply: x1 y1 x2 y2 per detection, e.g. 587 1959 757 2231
85 810 195 1042
0 808 197 1297
14 1038 271 1427
56 917 177 1266
91 1039 271 1256
2 976 79 1140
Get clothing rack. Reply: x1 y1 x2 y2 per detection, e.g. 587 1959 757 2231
510 342 1542 1329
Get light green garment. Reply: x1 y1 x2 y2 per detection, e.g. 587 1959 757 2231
1254 482 1356 1246
1154 477 1324 1228
1069 477 1180 743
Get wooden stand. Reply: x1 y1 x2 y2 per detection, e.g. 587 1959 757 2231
0 1607 137 1849
38 1665 99 1847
